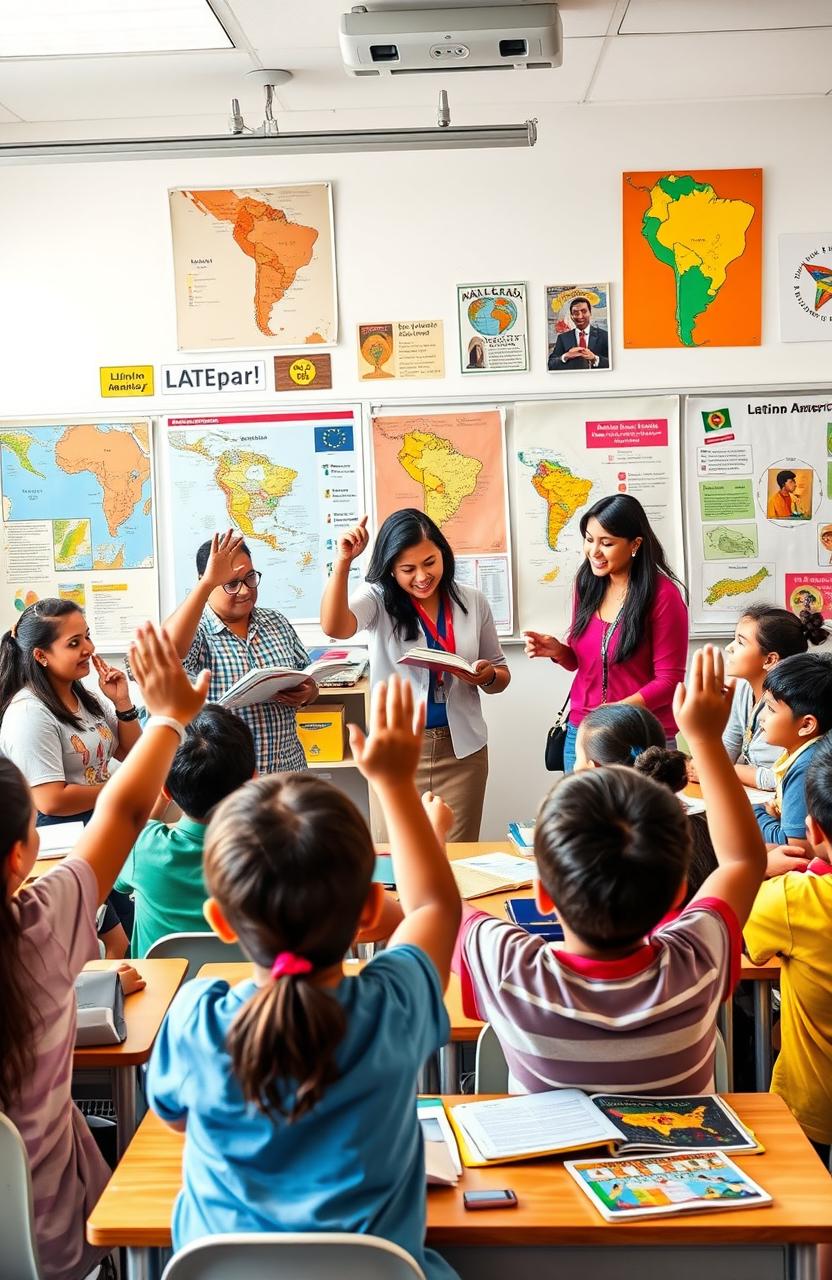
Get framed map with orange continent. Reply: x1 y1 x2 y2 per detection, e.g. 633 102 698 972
169 183 337 351
623 169 762 349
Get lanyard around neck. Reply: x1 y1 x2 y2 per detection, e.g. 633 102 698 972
412 595 455 655
600 606 624 704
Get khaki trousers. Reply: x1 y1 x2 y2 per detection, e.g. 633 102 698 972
414 728 489 843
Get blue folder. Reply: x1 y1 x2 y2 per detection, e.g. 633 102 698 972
505 897 564 941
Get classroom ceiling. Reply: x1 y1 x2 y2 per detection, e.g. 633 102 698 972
0 0 830 137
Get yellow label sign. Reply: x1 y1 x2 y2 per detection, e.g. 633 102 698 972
100 365 154 397
289 358 317 386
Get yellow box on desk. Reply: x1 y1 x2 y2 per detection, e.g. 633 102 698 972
296 704 346 763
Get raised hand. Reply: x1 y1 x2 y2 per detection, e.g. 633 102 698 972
348 675 425 789
201 529 247 589
128 623 210 726
672 645 735 745
523 630 564 660
336 515 370 564
92 653 131 709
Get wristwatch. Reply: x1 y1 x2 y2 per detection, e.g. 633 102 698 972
115 705 140 722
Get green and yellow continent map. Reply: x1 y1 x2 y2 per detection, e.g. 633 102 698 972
169 183 337 350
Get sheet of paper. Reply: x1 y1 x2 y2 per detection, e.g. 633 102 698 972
743 785 772 805
454 1090 621 1161
37 820 85 859
458 852 534 877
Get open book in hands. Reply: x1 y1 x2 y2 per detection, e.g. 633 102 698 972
397 647 479 677
447 1092 761 1167
219 657 356 709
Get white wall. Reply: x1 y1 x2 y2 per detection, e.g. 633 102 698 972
1 96 831 837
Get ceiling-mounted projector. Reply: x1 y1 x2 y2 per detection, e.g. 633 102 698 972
339 3 563 75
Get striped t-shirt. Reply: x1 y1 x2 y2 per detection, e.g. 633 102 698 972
459 897 740 1095
9 859 109 1280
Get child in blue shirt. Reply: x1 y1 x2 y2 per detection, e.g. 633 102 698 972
753 652 832 878
146 677 461 1279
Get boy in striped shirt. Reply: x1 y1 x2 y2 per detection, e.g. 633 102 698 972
457 647 767 1094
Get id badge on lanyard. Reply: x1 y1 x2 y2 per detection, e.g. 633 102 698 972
413 596 455 699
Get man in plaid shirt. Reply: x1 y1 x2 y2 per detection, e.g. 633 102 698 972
165 530 317 775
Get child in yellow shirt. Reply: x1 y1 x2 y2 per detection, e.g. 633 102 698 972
745 733 832 1170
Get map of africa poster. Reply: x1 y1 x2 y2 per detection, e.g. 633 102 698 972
623 169 762 348
169 183 337 351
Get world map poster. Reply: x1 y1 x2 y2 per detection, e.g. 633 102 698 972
514 396 684 636
685 393 832 635
0 419 159 650
623 168 762 349
371 409 513 632
163 406 363 623
169 183 338 351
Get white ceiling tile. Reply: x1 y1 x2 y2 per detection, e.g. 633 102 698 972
0 0 232 57
0 49 254 121
620 0 832 34
590 27 832 100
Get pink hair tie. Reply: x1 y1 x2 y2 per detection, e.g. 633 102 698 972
270 951 313 980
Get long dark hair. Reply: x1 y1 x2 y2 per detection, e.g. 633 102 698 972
204 774 376 1122
0 756 38 1110
570 494 685 664
742 603 829 655
0 599 105 729
365 508 467 641
580 704 666 765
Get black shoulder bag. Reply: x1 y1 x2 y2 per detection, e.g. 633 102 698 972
544 693 571 772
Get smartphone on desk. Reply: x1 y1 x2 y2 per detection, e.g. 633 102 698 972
463 1189 518 1211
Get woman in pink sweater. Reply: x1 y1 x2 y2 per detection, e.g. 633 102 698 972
524 494 688 771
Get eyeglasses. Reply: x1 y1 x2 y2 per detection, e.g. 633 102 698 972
222 570 262 595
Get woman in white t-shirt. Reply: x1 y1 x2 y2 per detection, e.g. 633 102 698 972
321 509 510 840
0 598 142 954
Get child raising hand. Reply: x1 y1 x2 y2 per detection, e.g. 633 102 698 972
146 676 461 1278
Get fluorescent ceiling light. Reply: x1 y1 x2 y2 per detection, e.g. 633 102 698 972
0 0 232 58
0 121 538 162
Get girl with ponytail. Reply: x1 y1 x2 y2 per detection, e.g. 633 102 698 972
698 604 831 791
146 677 461 1278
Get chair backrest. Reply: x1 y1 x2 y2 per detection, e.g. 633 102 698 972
474 1022 509 1093
161 1232 426 1280
475 1022 730 1093
0 1113 42 1279
144 932 245 981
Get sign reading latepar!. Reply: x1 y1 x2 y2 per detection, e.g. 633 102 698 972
162 360 267 394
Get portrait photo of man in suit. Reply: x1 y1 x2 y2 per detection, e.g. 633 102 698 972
547 295 610 371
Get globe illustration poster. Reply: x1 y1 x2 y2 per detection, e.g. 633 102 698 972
468 296 518 336
458 282 528 373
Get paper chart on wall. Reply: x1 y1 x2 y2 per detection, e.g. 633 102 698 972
370 407 514 633
513 397 684 636
162 406 364 624
0 418 159 650
686 393 832 635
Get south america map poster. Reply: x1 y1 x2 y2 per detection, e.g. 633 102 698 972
623 169 762 349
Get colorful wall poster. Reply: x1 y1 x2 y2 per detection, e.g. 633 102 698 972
685 393 832 635
357 320 444 380
161 406 364 624
546 284 611 372
0 419 158 650
513 396 684 636
370 408 513 632
169 183 337 351
623 169 762 349
778 234 832 342
457 282 528 374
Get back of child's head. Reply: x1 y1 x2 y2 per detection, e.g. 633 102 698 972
165 704 256 820
742 603 829 655
534 766 691 950
581 703 689 795
0 754 38 1109
762 651 832 732
203 773 375 1121
805 733 832 839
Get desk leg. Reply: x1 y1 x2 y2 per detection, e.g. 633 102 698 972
125 1246 154 1280
717 999 734 1090
754 981 773 1092
114 1066 137 1158
439 1044 460 1094
787 1245 818 1280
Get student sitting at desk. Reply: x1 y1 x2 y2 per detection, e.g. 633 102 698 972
745 734 832 1174
750 652 832 878
0 624 209 1280
455 647 766 1095
115 704 256 958
146 678 461 1279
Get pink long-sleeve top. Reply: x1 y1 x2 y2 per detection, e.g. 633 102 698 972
562 574 689 738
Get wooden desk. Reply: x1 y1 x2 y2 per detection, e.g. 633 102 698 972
74 958 187 1155
87 1094 832 1280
